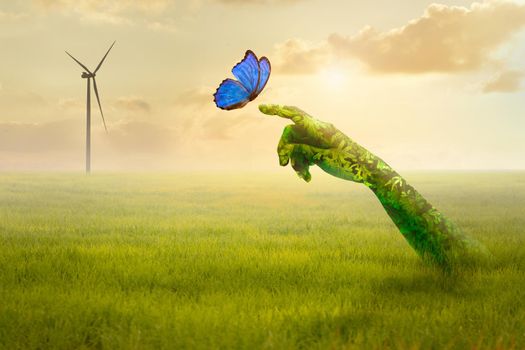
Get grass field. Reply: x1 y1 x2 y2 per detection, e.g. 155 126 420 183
0 171 524 349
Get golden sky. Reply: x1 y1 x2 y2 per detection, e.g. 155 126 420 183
1 0 524 171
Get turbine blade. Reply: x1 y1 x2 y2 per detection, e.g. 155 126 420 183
65 51 92 74
94 41 116 74
92 77 108 133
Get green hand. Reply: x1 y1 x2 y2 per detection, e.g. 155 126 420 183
259 104 379 185
259 104 487 269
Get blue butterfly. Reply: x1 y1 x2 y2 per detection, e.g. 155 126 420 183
214 50 271 110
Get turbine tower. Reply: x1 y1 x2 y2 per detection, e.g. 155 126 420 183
66 41 115 173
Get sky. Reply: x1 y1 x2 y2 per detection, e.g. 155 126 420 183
0 0 524 171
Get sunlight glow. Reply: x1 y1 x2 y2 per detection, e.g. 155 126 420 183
320 66 346 88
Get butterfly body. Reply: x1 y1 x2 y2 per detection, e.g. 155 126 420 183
214 50 271 110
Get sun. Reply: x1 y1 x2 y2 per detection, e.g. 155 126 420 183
319 66 346 88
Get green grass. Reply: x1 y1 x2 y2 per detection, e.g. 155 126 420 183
0 171 524 349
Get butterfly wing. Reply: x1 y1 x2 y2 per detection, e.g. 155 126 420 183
213 78 251 110
213 50 271 110
232 50 260 94
255 57 271 95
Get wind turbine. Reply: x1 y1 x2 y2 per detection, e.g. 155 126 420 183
66 41 115 173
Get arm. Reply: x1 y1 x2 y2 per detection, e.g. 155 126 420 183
259 104 487 270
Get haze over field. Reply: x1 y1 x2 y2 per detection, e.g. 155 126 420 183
1 0 525 171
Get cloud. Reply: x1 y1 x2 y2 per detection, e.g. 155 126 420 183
0 87 47 109
0 119 83 171
215 0 304 4
169 85 263 141
328 1 525 74
0 119 172 154
0 119 82 153
114 96 151 112
272 38 331 75
272 1 525 75
34 0 172 13
105 120 175 153
199 113 257 140
482 69 523 93
0 111 264 171
30 0 304 30
32 0 179 31
58 97 83 110
174 86 213 107
80 12 133 26
0 118 179 170
147 19 177 33
0 11 27 21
